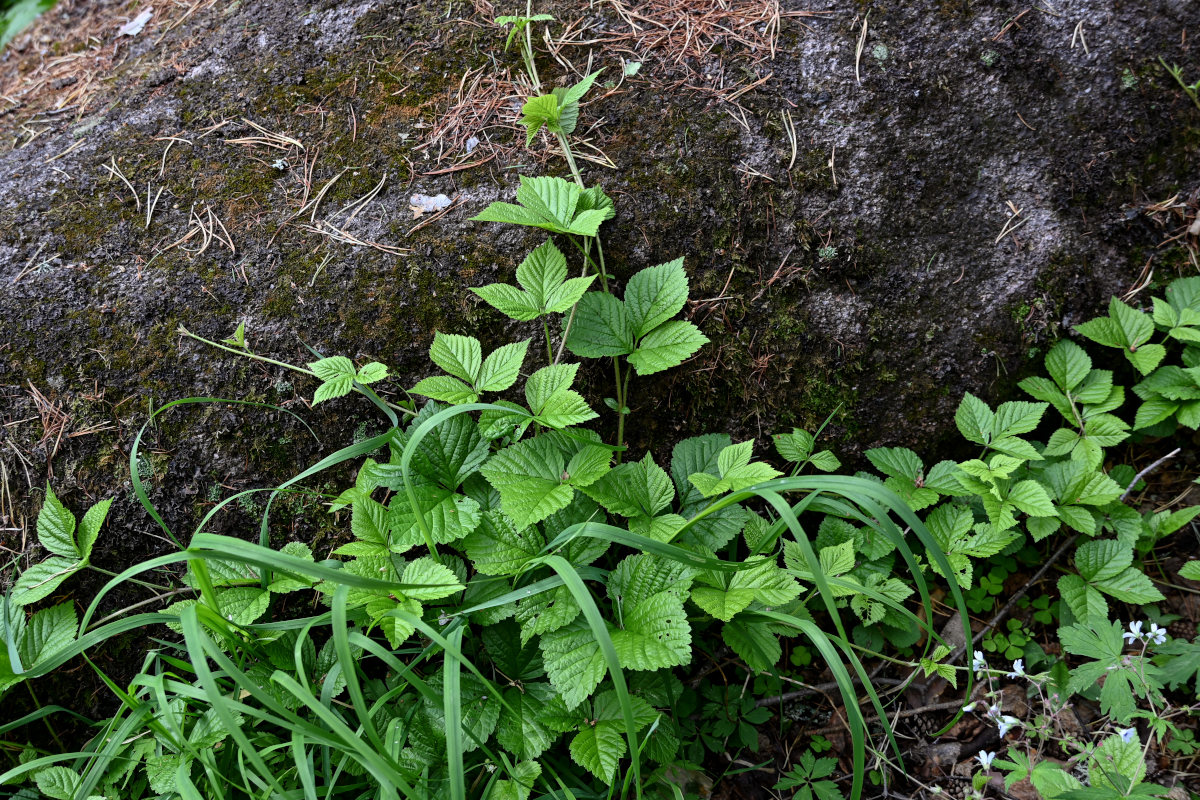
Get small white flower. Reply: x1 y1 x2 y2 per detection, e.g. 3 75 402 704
1119 727 1137 744
977 750 997 771
972 650 988 674
1123 620 1144 644
1147 622 1168 646
986 703 1001 719
997 715 1021 737
1007 658 1025 678
963 701 978 713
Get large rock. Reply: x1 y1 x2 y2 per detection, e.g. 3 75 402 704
0 0 1197 565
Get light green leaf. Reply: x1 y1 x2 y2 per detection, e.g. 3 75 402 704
565 292 634 357
429 332 482 384
519 93 560 144
1093 567 1165 604
1180 561 1200 581
307 355 355 381
19 603 77 667
525 363 598 428
773 429 813 463
492 760 543 800
540 619 605 709
388 487 482 550
1127 343 1167 376
355 362 388 384
35 766 81 800
518 239 569 303
570 722 625 781
75 498 111 562
481 437 574 529
477 340 530 393
865 447 922 480
462 510 543 576
216 587 270 626
472 282 542 321
627 320 708 375
955 392 994 445
611 591 691 670
1058 573 1108 626
565 445 612 488
401 557 464 600
411 375 478 405
808 450 842 472
1007 480 1056 517
625 258 688 338
1075 539 1132 582
11 557 83 607
1046 340 1091 392
37 485 76 558
582 453 673 518
1134 396 1179 429
313 376 354 404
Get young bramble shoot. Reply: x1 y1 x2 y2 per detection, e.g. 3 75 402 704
307 355 389 404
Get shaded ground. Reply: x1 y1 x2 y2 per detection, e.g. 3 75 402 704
0 0 1197 765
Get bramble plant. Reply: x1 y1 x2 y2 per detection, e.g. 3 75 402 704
2 10 1200 800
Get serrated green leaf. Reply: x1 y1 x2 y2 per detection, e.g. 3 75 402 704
525 363 597 428
1008 480 1056 517
411 375 478 405
472 283 541 320
1180 561 1200 581
627 320 708 375
215 587 270 626
570 721 625 781
722 618 781 672
313 375 353 404
481 438 574 529
308 355 355 381
1046 340 1091 392
517 239 568 304
1134 396 1179 429
356 362 388 384
11 557 82 607
955 392 994 444
611 591 691 670
477 340 530 393
75 498 110 563
1093 567 1165 604
401 557 463 600
625 259 688 338
35 766 81 800
565 445 613 488
516 175 580 230
429 332 481 384
1127 343 1166 376
19 603 77 667
565 292 634 357
774 429 814 463
540 619 605 709
1076 539 1132 581
36 486 76 558
865 447 923 480
462 510 542 575
1058 573 1108 627
809 450 841 472
582 453 673 517
519 93 560 144
388 487 482 550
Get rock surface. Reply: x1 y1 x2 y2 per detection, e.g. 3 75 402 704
0 0 1197 572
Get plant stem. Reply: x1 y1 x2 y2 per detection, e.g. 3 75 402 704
179 325 413 417
542 318 554 365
